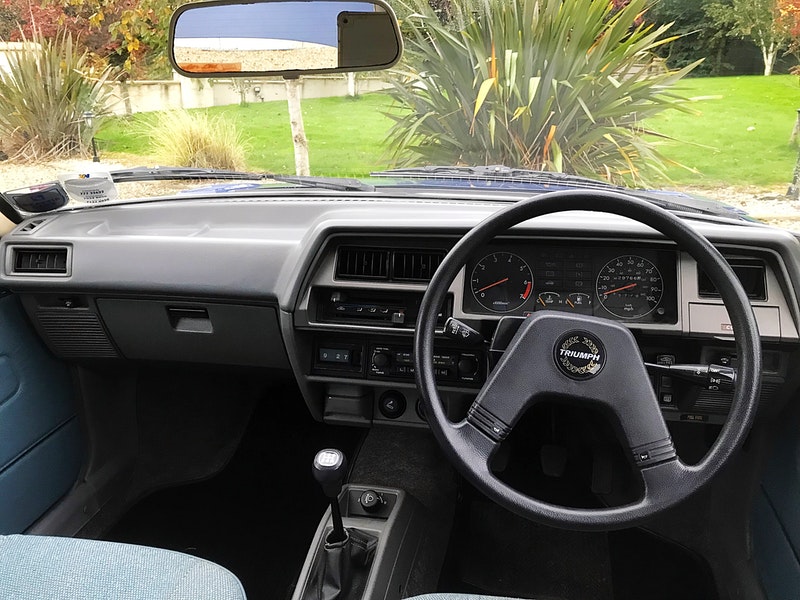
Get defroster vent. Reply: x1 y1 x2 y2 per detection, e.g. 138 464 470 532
336 247 390 280
11 246 69 275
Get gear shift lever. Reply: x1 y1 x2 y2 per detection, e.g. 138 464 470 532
313 449 347 543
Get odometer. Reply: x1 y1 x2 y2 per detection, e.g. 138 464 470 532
596 255 663 319
471 252 533 313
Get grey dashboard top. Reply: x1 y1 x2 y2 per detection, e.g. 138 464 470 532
1 195 800 339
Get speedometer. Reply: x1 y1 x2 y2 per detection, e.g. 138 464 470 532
596 255 663 319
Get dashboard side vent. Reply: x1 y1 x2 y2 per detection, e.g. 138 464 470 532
698 257 767 301
10 246 70 275
335 247 390 280
392 250 446 282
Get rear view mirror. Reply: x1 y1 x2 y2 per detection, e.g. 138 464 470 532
169 0 402 78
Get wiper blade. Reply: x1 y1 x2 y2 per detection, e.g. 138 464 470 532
110 166 266 183
372 165 624 190
109 167 375 192
373 165 743 219
621 189 747 219
269 175 374 192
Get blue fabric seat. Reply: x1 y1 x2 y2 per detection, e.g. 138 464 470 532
0 534 246 600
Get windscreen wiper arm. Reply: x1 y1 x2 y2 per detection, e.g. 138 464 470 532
269 175 375 192
109 167 375 192
110 167 267 183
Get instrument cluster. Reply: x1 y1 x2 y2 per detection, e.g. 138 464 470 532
463 242 678 323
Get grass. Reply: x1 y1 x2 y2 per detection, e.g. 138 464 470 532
646 75 800 187
99 93 396 178
99 76 800 186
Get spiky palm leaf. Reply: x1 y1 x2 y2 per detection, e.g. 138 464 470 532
385 0 700 185
0 30 114 161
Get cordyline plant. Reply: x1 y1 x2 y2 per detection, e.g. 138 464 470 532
0 30 114 161
385 0 701 185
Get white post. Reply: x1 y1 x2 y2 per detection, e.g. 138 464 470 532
285 77 310 176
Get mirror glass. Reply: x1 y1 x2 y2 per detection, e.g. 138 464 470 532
170 0 401 76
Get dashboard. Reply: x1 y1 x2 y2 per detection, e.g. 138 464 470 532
0 193 799 433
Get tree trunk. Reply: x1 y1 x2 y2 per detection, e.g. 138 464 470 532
790 109 800 146
787 147 800 199
284 77 310 176
762 42 777 76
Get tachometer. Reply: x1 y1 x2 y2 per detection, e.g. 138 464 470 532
596 255 663 319
471 252 533 313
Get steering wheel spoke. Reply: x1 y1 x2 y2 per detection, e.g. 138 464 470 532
640 456 692 499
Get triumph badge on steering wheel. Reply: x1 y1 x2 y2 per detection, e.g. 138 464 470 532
554 331 606 380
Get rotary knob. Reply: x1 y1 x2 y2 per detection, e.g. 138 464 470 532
457 356 478 377
372 351 391 368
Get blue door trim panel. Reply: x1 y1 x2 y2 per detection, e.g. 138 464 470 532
0 295 82 533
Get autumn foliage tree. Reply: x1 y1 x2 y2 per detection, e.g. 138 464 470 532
0 0 179 78
777 0 800 57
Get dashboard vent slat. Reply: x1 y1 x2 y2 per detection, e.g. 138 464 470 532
11 247 69 274
393 250 445 282
336 247 389 280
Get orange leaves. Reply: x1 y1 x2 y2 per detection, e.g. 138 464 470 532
777 0 800 39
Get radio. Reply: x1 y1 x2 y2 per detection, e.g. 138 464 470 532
313 288 451 328
368 345 483 385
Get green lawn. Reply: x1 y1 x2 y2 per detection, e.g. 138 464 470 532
99 93 397 178
647 75 800 187
99 76 800 186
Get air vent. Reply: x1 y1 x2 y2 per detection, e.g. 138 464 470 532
698 257 767 300
11 247 69 275
336 247 390 280
393 250 446 282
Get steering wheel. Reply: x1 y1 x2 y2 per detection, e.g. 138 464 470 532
414 190 761 531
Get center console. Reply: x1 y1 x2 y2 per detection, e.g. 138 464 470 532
292 450 432 600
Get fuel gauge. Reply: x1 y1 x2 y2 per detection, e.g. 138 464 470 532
565 292 593 314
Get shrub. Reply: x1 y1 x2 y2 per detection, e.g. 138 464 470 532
385 0 701 185
0 30 113 161
145 110 248 171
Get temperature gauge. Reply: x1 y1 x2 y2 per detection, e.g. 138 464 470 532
536 292 561 309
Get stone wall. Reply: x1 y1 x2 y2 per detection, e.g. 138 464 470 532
105 73 391 115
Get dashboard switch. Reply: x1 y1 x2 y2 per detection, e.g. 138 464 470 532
378 391 406 419
358 490 384 513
